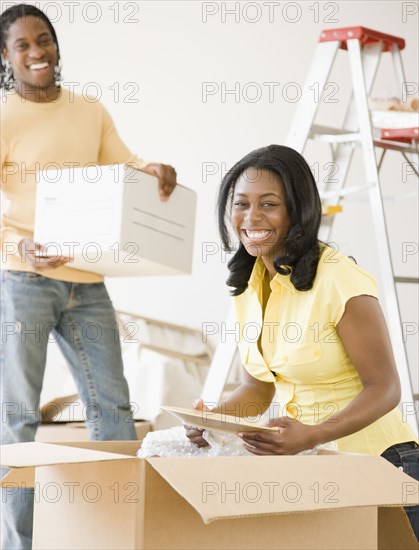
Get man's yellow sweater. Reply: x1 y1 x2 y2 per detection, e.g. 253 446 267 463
1 87 146 283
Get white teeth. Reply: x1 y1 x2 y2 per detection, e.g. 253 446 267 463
245 230 271 239
29 62 49 70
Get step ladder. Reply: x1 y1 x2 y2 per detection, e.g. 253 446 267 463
202 26 418 436
286 26 418 436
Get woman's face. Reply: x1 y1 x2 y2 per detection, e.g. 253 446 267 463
2 16 57 95
231 168 291 267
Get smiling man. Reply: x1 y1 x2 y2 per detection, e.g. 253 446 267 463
2 11 59 102
0 4 176 549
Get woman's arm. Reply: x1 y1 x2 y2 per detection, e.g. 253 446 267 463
313 294 401 443
239 295 402 455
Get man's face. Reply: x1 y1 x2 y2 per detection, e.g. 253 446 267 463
3 16 58 94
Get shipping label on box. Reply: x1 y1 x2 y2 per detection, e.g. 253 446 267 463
34 165 197 276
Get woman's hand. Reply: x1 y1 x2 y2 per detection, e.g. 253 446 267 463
143 163 177 201
18 239 71 270
184 399 211 448
238 416 318 455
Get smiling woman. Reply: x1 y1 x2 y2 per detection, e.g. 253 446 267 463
186 144 419 539
230 168 291 269
219 145 322 296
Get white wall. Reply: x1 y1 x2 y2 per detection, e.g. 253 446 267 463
21 1 419 393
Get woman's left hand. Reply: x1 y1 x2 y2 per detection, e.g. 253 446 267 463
238 416 319 455
143 163 177 201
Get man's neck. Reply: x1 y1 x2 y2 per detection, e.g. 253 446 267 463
14 82 60 103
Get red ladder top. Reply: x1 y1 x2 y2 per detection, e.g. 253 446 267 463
319 26 405 52
380 127 419 143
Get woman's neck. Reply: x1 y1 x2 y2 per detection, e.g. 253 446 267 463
261 257 277 280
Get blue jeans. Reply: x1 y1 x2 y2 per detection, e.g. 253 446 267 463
1 270 137 549
381 441 419 540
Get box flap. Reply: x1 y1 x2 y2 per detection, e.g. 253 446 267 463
0 465 35 487
49 441 142 456
378 507 419 549
0 442 134 468
147 455 419 523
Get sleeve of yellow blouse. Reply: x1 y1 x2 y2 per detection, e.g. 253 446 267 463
97 103 147 169
325 255 379 326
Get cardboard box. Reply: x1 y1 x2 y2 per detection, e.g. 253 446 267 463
35 421 151 443
34 165 196 276
1 441 418 549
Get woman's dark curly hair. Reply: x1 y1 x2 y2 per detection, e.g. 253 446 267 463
1 3 61 90
218 144 322 295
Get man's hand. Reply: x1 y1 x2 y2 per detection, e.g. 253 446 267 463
18 239 71 270
143 163 177 201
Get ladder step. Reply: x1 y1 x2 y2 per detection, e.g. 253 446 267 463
320 184 374 200
309 124 418 152
310 124 361 143
394 276 419 284
319 26 405 52
373 138 419 154
310 125 419 151
381 127 419 142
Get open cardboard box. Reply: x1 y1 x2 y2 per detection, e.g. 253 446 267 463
1 441 418 549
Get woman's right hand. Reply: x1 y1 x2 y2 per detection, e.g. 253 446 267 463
184 399 211 448
18 239 71 270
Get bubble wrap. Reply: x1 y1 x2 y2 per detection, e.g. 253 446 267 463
136 426 337 458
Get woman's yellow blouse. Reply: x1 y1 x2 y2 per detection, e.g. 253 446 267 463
233 246 417 455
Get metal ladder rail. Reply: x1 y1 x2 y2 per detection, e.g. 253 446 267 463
285 27 417 434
